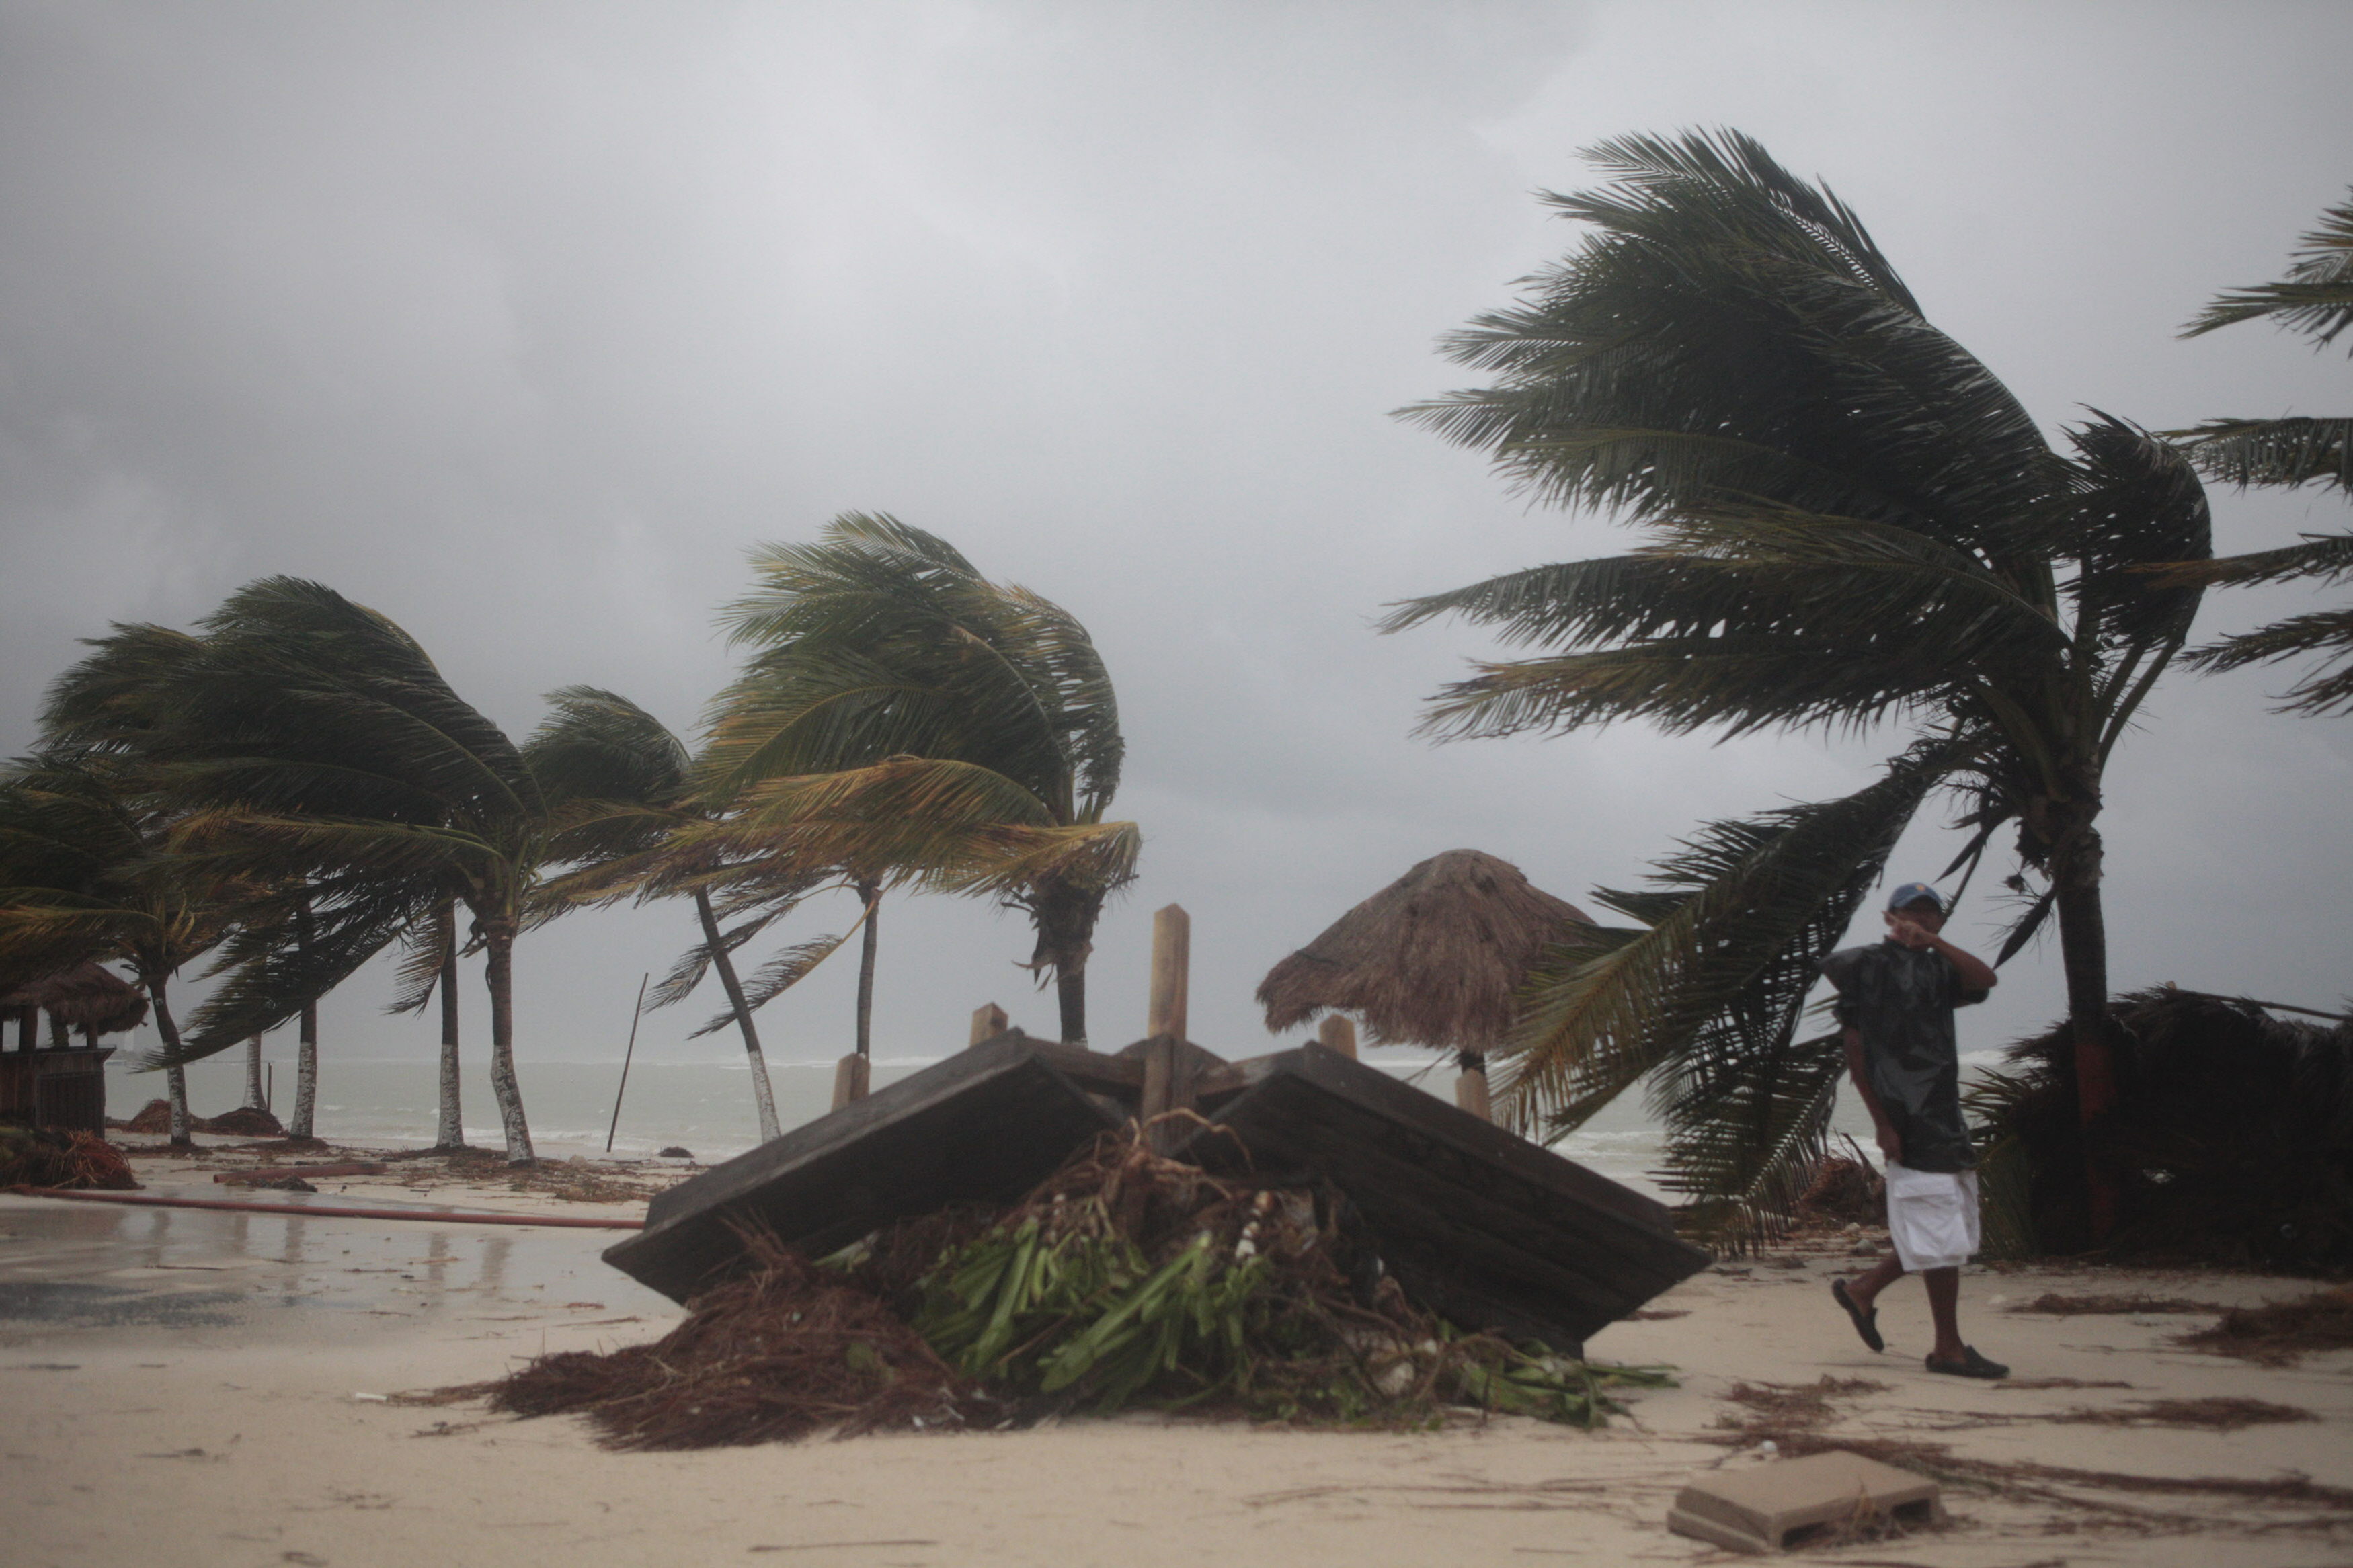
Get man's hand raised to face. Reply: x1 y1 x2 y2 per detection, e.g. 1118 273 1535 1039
1885 911 1939 950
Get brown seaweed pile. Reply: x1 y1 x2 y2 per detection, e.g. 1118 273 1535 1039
2011 1292 2229 1316
0 1126 138 1189
463 1124 1671 1448
2179 1287 2353 1366
483 1230 969 1449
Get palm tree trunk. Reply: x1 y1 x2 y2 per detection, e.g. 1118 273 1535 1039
2050 813 2120 1243
480 919 534 1165
434 909 464 1149
290 896 319 1140
243 1035 265 1110
1055 966 1086 1048
854 880 881 1061
1033 879 1100 1048
149 973 193 1147
696 887 780 1143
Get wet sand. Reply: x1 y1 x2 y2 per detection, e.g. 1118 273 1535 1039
5 1141 2350 1567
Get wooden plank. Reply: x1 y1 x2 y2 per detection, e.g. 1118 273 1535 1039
1031 1036 1147 1100
608 1039 1117 1303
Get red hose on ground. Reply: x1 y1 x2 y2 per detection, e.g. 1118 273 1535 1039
9 1186 644 1229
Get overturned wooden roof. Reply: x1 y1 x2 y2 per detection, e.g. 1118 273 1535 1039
0 962 149 1034
605 1030 1708 1348
1256 849 1594 1053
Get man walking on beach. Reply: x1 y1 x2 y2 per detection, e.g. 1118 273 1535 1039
1823 883 2009 1379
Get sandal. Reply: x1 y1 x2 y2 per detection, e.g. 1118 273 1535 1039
1925 1346 2009 1380
1832 1278 1884 1353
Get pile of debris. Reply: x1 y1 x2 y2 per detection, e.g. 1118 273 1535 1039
0 1126 138 1189
115 1098 288 1137
471 1125 1673 1449
1969 987 2353 1265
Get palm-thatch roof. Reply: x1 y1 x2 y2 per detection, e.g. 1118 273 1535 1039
0 962 149 1036
1256 850 1595 1054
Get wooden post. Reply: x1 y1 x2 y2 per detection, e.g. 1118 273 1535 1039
1138 1035 1200 1153
830 1052 870 1111
1147 904 1189 1042
969 1002 1009 1046
1455 1050 1492 1122
1316 1014 1358 1059
1141 905 1194 1152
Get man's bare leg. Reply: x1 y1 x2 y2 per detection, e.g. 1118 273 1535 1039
1922 1266 1967 1364
1841 1253 1906 1313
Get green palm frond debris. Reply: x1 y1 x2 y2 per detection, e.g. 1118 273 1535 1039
463 1124 1673 1447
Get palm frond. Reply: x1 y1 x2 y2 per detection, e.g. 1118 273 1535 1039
1657 1030 1847 1253
1499 741 1954 1136
2188 606 2353 716
2170 417 2352 495
1394 127 2056 552
2182 190 2353 349
2063 413 2212 651
645 906 785 1012
2145 530 2353 591
686 930 851 1038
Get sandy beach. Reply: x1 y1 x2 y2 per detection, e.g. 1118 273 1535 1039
5 1137 2348 1568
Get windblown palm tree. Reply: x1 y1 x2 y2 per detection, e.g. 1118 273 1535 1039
0 755 237 1145
78 578 554 1164
2160 190 2353 716
45 620 349 1141
1386 130 2210 1242
701 515 1138 1046
527 686 840 1144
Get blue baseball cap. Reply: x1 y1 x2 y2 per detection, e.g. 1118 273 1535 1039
1886 882 1944 913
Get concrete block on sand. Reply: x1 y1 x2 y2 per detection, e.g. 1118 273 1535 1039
1667 1449 1942 1553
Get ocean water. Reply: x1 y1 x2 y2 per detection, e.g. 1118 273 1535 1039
104 1044 2001 1203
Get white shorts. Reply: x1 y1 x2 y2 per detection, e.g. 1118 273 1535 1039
1884 1161 1980 1272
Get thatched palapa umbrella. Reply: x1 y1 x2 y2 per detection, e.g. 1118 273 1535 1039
1255 849 1593 1119
1 961 149 1048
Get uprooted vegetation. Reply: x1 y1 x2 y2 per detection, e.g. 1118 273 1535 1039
438 1128 1672 1448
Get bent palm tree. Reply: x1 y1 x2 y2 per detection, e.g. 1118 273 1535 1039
1387 130 2210 1242
45 619 371 1141
0 756 237 1145
2161 190 2353 716
703 515 1138 1046
527 686 837 1144
114 579 552 1163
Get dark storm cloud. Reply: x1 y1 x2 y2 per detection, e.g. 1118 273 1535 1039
3 0 2347 1071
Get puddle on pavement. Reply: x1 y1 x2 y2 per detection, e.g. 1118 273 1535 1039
0 1191 675 1346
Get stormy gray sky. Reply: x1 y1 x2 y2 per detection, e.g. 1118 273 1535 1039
5 1 2349 1079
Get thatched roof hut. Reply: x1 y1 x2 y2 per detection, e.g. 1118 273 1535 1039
1256 850 1595 1055
0 962 149 1037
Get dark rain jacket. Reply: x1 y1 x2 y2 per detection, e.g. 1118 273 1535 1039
1818 938 1989 1173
